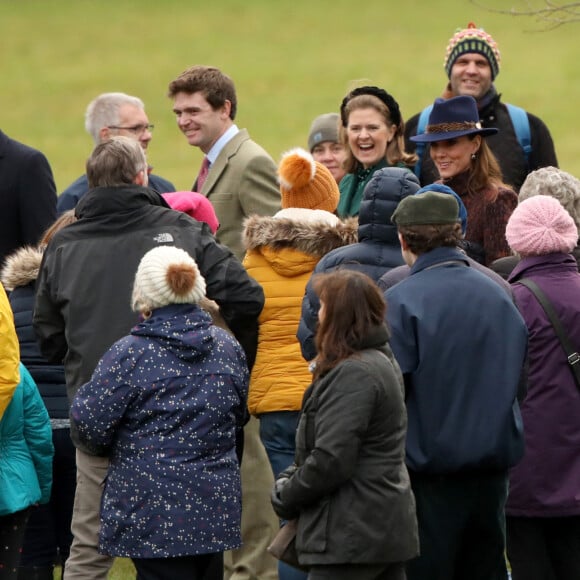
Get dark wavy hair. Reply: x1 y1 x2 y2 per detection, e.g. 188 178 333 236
466 136 506 201
168 65 237 120
312 270 386 380
398 223 463 255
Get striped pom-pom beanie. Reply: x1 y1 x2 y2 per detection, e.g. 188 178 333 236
444 22 501 80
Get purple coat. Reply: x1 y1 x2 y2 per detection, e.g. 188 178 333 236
507 253 580 517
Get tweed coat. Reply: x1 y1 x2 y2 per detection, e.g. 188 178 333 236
199 129 281 259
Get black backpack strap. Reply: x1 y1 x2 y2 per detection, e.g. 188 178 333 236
518 278 580 391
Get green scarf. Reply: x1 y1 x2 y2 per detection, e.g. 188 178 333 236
337 160 389 217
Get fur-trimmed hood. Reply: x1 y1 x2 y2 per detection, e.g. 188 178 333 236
243 212 358 258
1 246 44 291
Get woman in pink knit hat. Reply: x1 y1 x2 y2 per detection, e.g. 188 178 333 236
162 191 220 234
504 194 580 580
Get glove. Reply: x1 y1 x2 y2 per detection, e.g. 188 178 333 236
277 463 298 480
271 475 299 520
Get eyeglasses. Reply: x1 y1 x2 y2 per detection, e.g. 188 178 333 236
107 124 154 135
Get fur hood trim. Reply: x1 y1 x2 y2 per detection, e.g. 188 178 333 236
243 214 358 258
0 246 44 291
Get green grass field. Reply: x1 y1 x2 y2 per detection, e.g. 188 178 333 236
1 0 578 195
2 1 574 578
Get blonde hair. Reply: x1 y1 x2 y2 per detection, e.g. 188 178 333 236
340 94 417 174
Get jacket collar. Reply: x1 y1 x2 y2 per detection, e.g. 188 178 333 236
442 169 471 198
242 212 357 257
508 252 579 282
476 86 500 114
0 245 43 290
200 129 249 194
410 246 469 275
75 185 166 219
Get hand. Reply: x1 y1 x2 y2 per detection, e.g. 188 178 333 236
277 463 298 480
274 475 289 496
271 476 299 520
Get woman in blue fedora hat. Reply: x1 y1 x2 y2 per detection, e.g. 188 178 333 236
411 95 517 265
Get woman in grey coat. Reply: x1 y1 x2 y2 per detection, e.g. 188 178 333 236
272 270 418 580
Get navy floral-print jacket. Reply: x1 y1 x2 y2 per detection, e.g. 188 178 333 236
71 304 249 558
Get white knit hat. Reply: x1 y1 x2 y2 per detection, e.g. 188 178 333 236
131 246 206 313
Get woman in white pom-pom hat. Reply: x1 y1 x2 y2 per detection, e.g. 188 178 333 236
71 246 249 580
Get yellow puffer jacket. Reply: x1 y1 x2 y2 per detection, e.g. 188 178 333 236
0 284 20 419
242 209 357 414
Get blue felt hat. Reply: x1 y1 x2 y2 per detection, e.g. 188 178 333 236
410 96 498 143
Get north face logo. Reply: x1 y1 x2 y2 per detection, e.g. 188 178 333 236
153 233 174 243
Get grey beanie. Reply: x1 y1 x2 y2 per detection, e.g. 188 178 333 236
518 166 580 234
307 113 340 152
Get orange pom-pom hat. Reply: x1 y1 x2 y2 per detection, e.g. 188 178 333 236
277 148 339 213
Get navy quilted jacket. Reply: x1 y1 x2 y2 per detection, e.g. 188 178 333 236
298 167 419 361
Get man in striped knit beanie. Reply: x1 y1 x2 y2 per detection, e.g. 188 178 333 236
405 22 558 193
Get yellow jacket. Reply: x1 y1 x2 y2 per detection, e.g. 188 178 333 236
242 209 357 414
0 284 20 419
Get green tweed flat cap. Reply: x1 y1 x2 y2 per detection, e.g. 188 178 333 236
391 191 460 226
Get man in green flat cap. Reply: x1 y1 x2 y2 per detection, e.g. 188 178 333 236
386 190 528 580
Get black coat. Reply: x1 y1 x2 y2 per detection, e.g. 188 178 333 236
33 185 264 440
0 131 57 267
405 93 558 192
276 327 418 567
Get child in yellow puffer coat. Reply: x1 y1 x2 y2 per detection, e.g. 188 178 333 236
242 148 357 482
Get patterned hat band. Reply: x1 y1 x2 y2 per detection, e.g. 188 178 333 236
426 121 482 134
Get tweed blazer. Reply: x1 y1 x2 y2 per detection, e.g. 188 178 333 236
199 129 280 259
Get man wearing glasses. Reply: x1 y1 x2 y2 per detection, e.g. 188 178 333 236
57 92 174 214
